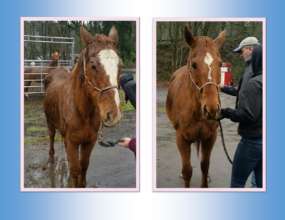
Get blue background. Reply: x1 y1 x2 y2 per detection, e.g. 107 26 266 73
0 0 285 219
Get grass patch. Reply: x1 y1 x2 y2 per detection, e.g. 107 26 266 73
27 126 47 133
24 134 62 145
119 89 135 112
157 106 166 113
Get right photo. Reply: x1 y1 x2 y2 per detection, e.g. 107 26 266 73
154 19 265 190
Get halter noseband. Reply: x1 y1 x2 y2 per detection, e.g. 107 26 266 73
187 60 220 92
82 49 118 94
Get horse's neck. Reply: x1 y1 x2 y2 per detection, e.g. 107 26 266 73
49 60 58 67
71 64 98 119
185 71 203 116
184 70 200 106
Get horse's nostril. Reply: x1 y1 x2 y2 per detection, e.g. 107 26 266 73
203 105 208 115
217 103 221 111
106 112 112 121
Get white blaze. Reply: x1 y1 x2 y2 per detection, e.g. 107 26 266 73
98 49 120 107
204 52 214 81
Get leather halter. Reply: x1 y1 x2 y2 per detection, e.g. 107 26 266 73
82 49 118 94
187 60 220 92
187 60 222 107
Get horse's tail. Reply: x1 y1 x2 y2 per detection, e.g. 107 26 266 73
195 141 201 158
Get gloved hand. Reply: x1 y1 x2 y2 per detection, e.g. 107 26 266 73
217 108 234 120
216 108 234 121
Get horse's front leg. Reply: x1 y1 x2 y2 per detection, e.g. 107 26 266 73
200 135 216 188
79 142 95 187
65 139 80 187
176 132 192 188
48 126 55 163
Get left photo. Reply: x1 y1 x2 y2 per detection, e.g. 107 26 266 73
21 18 139 191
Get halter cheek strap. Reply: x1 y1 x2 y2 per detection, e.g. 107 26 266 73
187 60 219 92
82 49 118 94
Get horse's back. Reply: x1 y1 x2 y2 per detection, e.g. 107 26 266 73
44 67 71 132
44 67 70 90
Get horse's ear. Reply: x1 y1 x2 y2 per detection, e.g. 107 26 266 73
214 30 226 49
80 26 94 46
184 26 195 47
109 26 119 46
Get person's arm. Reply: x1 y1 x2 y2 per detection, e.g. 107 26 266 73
128 138 136 157
221 79 262 123
118 137 136 157
220 85 238 96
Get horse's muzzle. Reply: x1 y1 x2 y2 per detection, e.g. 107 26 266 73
202 104 221 120
102 110 122 127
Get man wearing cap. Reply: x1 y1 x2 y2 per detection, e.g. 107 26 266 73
219 37 263 188
221 37 259 98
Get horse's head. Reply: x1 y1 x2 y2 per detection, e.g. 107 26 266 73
51 51 60 61
79 26 122 127
184 27 226 120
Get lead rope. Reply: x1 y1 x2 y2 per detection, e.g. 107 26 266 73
219 121 233 164
81 50 120 148
187 60 233 164
97 122 104 143
97 122 122 147
217 79 233 165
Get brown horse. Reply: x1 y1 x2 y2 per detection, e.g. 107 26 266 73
166 27 226 188
24 51 60 94
44 26 122 187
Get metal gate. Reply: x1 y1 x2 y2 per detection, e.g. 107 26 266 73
24 35 75 95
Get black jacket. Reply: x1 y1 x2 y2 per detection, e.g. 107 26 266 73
119 73 136 108
222 45 262 138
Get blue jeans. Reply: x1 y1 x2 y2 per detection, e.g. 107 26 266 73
231 137 262 188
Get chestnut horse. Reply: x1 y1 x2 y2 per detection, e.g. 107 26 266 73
166 27 226 187
44 26 122 187
24 51 60 94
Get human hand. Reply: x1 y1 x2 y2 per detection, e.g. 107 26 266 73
218 108 234 120
216 111 225 121
118 137 131 148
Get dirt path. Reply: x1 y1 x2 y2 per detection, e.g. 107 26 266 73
156 86 243 188
24 98 136 188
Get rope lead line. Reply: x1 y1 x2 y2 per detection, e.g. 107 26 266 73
219 120 233 164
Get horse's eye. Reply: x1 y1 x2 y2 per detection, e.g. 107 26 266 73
90 61 97 71
92 65 97 71
192 62 197 69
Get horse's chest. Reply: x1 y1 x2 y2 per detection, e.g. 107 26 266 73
183 121 218 142
69 123 100 144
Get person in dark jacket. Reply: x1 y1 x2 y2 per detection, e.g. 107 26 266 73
221 37 260 107
220 44 263 188
119 72 136 108
118 73 136 157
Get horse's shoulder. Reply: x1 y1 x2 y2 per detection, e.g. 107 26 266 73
171 65 187 79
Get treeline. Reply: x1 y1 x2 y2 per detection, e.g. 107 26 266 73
24 21 136 67
157 21 262 82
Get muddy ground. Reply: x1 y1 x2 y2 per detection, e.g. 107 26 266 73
24 97 136 188
156 85 252 188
